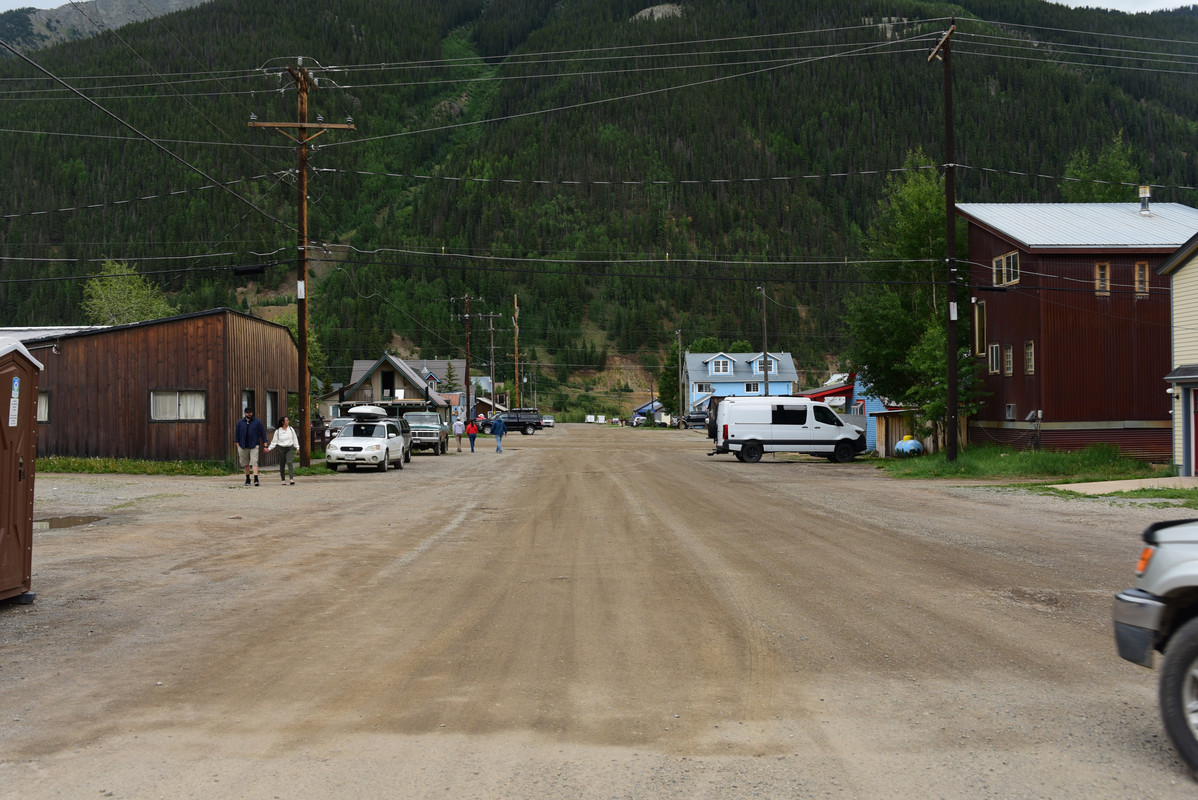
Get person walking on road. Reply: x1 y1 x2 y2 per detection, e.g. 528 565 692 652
235 407 268 486
466 420 478 452
490 414 506 453
266 415 300 485
453 417 465 452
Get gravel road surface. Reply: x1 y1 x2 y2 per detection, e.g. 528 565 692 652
2 423 1195 799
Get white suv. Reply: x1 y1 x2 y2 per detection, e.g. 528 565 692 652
325 406 411 472
1114 518 1198 775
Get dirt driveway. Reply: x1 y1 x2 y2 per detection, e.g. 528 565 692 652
2 424 1195 798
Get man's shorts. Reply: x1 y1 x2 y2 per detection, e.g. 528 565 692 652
237 445 260 468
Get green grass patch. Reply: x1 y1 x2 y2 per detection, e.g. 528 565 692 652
38 453 333 477
878 443 1166 482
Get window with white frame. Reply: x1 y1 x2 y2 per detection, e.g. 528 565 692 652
745 382 760 393
1135 262 1149 297
711 359 730 375
987 343 1000 374
266 391 278 428
1024 341 1035 375
37 391 49 422
1003 345 1013 376
754 358 775 375
695 382 713 395
151 390 206 421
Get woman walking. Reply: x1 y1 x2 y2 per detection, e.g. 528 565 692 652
267 416 300 484
465 419 478 452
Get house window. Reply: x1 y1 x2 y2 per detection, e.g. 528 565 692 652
973 301 986 356
37 391 49 423
1135 262 1149 297
1024 341 1035 375
695 382 713 395
745 382 760 394
754 358 775 375
266 391 278 428
241 389 255 415
987 343 1000 374
992 251 1019 286
1003 345 1013 376
711 359 731 375
1095 262 1110 296
151 390 206 421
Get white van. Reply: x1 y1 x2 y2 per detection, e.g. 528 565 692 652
709 396 866 463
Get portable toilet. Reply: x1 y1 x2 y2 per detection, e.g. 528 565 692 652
0 337 41 604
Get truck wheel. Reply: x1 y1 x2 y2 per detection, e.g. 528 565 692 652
433 442 440 455
741 442 763 463
1161 616 1198 775
832 442 855 463
441 439 448 453
524 424 535 435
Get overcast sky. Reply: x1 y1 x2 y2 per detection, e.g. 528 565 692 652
0 0 1191 16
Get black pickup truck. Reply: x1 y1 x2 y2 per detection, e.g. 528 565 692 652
479 408 543 435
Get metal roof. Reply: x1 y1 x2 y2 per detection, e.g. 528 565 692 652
956 202 1198 251
684 352 799 383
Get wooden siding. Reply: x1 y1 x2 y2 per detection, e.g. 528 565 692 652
28 310 296 462
967 225 1170 431
1170 257 1198 467
968 422 1170 461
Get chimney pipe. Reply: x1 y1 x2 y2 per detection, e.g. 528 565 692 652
1140 185 1151 216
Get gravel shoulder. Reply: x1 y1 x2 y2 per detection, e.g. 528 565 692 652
2 424 1195 799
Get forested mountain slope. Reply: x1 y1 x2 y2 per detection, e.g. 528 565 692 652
2 0 1198 390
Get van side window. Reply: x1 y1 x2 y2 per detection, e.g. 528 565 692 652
813 406 842 426
772 406 807 425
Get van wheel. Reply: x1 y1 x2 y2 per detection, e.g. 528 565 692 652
832 442 854 463
741 442 763 463
734 452 745 462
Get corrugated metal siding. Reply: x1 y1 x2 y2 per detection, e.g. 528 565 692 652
957 203 1198 250
967 423 1170 461
31 310 296 461
968 224 1170 428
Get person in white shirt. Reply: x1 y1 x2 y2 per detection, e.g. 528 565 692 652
266 416 301 485
452 417 466 452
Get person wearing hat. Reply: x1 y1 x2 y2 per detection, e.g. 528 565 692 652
234 407 268 486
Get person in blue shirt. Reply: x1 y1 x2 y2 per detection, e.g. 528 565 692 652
234 407 268 486
490 414 506 452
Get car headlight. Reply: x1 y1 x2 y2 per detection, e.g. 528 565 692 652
365 444 381 452
327 443 340 452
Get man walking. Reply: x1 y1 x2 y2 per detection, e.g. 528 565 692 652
452 416 465 452
235 407 268 486
490 413 506 453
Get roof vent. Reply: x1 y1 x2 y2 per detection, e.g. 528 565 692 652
1140 185 1152 216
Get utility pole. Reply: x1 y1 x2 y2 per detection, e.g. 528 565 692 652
676 329 683 425
929 21 959 461
512 295 520 409
249 61 354 467
758 286 769 397
454 295 472 417
477 312 502 411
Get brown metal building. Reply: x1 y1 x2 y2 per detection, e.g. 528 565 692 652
6 309 297 462
958 201 1198 461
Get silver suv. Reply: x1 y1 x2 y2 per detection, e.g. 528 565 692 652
1113 518 1198 775
324 407 412 472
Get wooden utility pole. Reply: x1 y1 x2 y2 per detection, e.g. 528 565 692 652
512 295 521 409
758 286 769 397
929 22 959 461
676 328 683 424
462 295 471 419
249 62 354 467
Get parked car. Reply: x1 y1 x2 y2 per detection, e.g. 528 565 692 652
325 406 411 472
680 410 708 429
479 408 543 435
403 411 450 455
1113 519 1198 774
709 395 865 463
542 415 555 428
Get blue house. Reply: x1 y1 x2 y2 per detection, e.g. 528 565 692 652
797 373 888 452
682 352 800 413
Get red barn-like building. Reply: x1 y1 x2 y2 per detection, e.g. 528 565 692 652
957 200 1198 461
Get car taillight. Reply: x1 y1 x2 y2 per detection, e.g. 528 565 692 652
722 423 728 441
1135 545 1156 576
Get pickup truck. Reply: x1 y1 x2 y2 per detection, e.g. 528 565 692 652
402 411 450 455
1113 518 1198 775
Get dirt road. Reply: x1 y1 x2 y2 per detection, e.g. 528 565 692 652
2 424 1195 798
